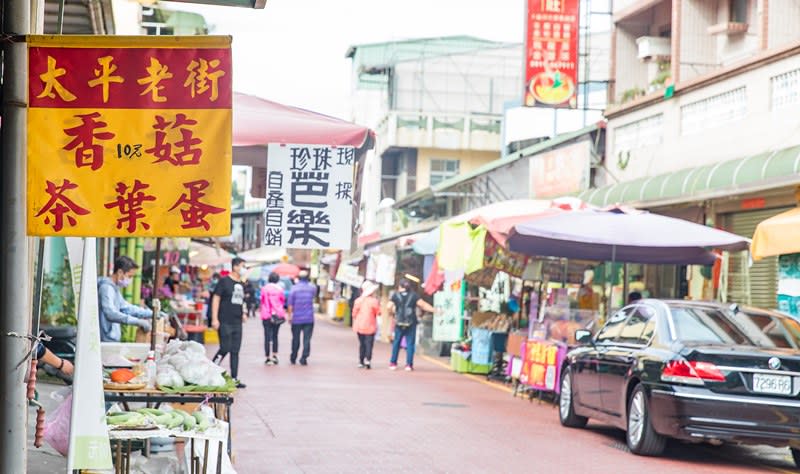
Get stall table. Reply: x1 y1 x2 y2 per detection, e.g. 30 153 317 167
104 388 234 456
108 422 229 474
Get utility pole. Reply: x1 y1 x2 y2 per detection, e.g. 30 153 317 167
0 0 31 469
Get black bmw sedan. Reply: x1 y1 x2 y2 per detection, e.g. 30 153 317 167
558 299 800 466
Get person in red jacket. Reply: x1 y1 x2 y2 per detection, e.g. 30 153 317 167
352 280 380 369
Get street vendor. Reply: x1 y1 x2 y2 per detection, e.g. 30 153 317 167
98 256 154 342
159 265 182 299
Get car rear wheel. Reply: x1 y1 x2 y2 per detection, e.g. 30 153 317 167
627 384 666 456
559 367 588 428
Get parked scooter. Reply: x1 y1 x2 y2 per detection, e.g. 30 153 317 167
39 325 76 363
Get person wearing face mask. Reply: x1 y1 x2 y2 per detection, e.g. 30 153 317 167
211 258 248 388
98 256 154 342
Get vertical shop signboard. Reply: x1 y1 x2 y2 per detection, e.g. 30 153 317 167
523 0 580 108
26 35 233 472
265 144 355 250
433 288 464 342
520 339 568 393
27 36 233 237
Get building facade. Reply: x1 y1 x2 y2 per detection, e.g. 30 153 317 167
582 0 800 308
346 36 521 238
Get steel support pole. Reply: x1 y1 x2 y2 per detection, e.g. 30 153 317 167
0 0 31 468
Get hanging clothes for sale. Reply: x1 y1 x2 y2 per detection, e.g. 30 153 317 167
437 222 487 274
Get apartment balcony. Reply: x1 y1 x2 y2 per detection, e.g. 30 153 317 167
375 111 502 155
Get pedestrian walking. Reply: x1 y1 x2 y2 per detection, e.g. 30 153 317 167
388 278 434 371
260 272 286 365
287 270 317 366
211 257 248 388
352 280 380 369
245 281 258 319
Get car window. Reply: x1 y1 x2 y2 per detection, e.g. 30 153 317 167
617 308 653 345
640 317 656 342
596 308 632 344
735 311 800 349
671 306 749 345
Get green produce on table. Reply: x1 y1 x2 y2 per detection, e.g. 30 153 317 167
135 407 172 426
193 411 210 432
166 412 184 429
174 409 196 430
106 411 146 427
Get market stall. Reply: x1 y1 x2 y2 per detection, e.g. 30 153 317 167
505 207 750 398
416 200 588 376
102 340 237 472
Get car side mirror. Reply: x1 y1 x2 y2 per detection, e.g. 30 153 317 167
575 329 593 345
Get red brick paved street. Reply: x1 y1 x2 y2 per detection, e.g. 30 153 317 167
217 317 796 473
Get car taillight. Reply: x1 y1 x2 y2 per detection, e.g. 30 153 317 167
661 360 726 386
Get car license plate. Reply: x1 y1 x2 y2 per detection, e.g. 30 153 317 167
752 373 792 395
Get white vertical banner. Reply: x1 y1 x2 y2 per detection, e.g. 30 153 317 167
64 237 85 303
264 144 355 250
67 237 113 471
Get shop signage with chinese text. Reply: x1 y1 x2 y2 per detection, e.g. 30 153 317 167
520 339 567 392
433 288 464 342
265 144 356 250
27 36 233 237
523 0 580 108
529 140 590 198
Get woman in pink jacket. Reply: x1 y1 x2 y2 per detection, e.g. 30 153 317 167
352 281 380 369
260 272 286 365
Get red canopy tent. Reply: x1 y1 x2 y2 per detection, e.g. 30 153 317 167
231 93 375 244
232 92 375 168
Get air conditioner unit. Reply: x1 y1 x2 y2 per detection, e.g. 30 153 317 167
636 36 671 61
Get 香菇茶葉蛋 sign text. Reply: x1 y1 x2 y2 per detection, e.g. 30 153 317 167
27 35 233 237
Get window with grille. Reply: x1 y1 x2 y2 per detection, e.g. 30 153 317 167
612 114 663 156
681 87 747 136
429 159 460 185
771 69 800 110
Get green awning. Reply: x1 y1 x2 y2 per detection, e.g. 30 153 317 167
580 145 800 207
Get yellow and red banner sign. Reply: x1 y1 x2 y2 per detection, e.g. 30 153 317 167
524 0 580 108
27 36 232 237
520 339 567 392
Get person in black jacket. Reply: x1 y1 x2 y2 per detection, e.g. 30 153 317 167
387 279 434 371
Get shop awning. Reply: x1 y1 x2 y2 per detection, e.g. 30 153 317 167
232 93 375 167
408 198 589 255
189 242 235 267
580 145 800 207
752 206 800 260
507 208 750 265
236 246 286 264
411 228 439 256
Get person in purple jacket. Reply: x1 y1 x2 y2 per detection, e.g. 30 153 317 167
287 270 317 366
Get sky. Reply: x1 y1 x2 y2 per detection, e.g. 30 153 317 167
163 0 525 121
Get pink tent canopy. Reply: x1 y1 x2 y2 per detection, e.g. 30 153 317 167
461 198 588 246
232 93 375 167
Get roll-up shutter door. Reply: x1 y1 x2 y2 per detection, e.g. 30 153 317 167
727 208 791 309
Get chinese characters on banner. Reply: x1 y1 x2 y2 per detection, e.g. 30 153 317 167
524 0 580 108
520 339 568 393
265 144 355 249
433 290 464 342
27 36 233 237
